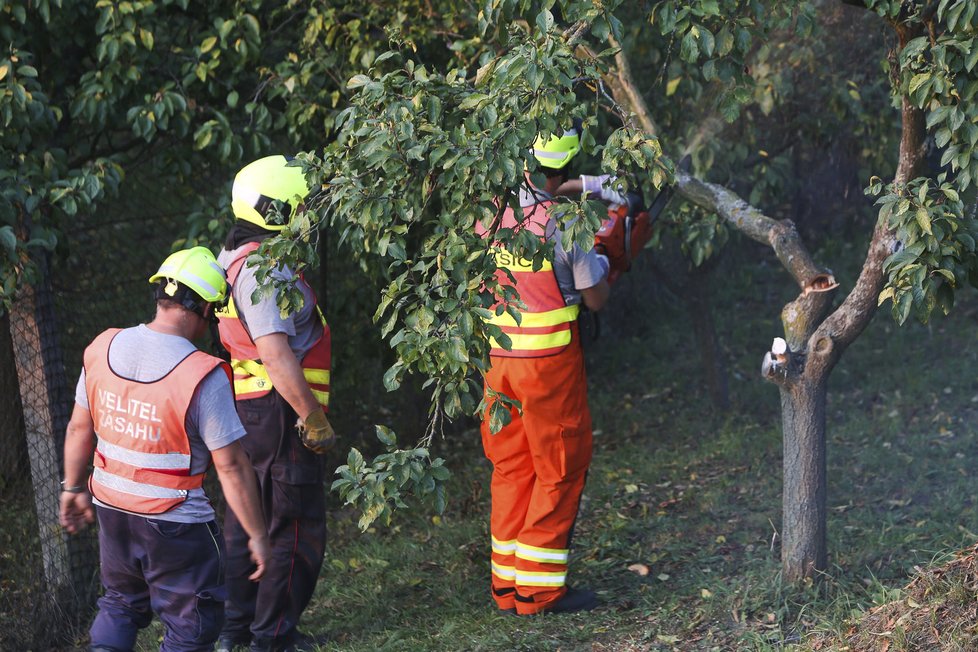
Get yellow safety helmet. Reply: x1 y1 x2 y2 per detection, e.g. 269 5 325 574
532 121 582 169
231 155 310 231
148 247 227 308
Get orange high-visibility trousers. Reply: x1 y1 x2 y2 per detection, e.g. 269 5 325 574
481 329 593 615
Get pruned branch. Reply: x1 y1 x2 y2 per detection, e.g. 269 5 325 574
676 171 828 290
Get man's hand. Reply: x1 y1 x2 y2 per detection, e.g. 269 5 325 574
248 534 271 581
298 408 336 454
60 490 95 534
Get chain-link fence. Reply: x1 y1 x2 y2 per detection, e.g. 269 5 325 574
0 193 191 649
0 176 433 649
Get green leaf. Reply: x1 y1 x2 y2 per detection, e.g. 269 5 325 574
458 93 488 110
877 286 894 306
967 44 978 72
697 25 715 57
680 30 699 63
0 227 17 255
900 37 929 63
347 74 370 89
375 425 397 447
383 363 402 391
908 72 931 96
916 208 933 235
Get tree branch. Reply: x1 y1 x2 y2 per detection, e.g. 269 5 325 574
576 39 660 136
808 23 926 372
606 33 660 136
563 20 591 47
676 172 828 289
576 27 841 364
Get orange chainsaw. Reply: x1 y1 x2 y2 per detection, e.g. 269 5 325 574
593 155 689 283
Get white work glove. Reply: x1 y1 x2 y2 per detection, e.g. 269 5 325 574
581 175 628 205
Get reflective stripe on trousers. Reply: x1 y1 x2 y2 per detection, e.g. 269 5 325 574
481 323 593 615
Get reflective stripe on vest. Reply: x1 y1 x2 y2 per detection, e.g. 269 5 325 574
216 242 332 409
83 328 228 515
477 202 579 358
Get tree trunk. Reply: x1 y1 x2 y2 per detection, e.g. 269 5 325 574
780 373 827 581
9 248 98 607
581 12 924 584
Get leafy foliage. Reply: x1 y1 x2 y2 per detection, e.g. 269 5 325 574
10 0 978 531
872 175 977 323
873 1 978 322
306 3 632 431
331 426 450 531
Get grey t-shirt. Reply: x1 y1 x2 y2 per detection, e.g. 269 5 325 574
218 245 322 360
517 187 608 305
75 324 246 523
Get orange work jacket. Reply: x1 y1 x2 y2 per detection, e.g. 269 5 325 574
477 201 580 358
216 242 331 409
84 328 229 514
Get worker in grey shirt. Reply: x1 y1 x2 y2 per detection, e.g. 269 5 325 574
60 247 269 652
215 155 335 652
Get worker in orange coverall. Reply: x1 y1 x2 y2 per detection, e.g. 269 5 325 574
478 121 611 616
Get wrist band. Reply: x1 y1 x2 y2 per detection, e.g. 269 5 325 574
61 480 85 494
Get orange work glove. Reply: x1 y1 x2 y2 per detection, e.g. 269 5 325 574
298 408 336 454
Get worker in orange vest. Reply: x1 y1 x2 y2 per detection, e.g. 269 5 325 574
478 121 610 615
215 155 335 652
59 247 270 651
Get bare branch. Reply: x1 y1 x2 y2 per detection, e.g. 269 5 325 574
563 20 590 47
675 171 827 289
606 33 660 136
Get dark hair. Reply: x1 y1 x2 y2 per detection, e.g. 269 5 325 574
543 166 571 183
154 281 207 318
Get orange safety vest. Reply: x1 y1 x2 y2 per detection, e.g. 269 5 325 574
84 328 230 515
216 242 331 409
477 201 580 358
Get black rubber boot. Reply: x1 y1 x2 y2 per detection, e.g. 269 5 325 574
543 586 599 614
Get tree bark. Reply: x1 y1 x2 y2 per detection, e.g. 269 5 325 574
577 14 927 582
780 373 827 581
9 245 98 608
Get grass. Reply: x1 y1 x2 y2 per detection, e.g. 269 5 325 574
284 245 978 651
10 240 978 650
